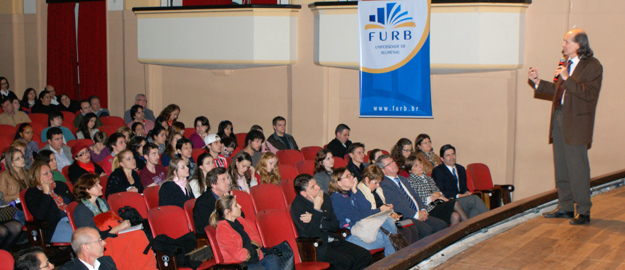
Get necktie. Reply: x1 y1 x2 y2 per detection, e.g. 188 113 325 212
452 167 458 180
393 177 417 211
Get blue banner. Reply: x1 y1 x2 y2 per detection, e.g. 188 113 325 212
358 0 432 118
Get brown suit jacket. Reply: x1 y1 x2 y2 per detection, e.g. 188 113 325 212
534 56 602 147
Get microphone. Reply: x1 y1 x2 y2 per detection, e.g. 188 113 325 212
553 58 566 82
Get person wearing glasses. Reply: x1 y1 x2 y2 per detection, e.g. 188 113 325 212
13 247 55 270
57 227 118 270
67 141 106 184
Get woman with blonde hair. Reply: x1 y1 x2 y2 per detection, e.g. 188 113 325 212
159 158 194 208
255 152 280 185
157 104 181 127
210 195 279 269
105 150 143 198
0 147 29 223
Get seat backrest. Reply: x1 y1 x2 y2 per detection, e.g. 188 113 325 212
66 138 93 149
250 184 287 213
143 185 160 210
108 192 149 219
278 164 299 181
100 116 125 128
295 160 314 175
234 133 247 148
30 122 47 143
183 199 197 232
466 169 476 193
66 201 79 231
98 125 119 137
0 249 14 270
99 176 108 195
231 190 256 224
300 146 322 161
61 111 76 126
184 128 196 139
148 206 192 239
333 156 347 168
280 179 296 206
467 163 494 190
29 113 49 124
256 209 303 263
276 149 304 166
19 189 33 222
0 125 17 138
204 225 227 264
192 148 205 163
65 181 74 193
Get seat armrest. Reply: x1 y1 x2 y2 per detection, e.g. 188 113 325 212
24 221 48 247
495 184 515 192
296 237 323 262
334 228 351 240
154 250 179 270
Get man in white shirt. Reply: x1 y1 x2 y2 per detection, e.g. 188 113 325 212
44 85 59 105
377 155 447 239
58 227 118 270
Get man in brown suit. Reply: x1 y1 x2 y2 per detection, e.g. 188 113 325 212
528 29 602 225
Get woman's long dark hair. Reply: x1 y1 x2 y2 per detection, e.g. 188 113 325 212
78 113 97 140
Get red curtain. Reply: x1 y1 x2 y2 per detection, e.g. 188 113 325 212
77 1 108 107
47 2 79 100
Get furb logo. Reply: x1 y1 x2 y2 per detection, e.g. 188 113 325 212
359 0 430 73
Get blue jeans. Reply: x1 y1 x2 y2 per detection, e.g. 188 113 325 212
51 217 73 243
347 217 397 256
246 254 280 270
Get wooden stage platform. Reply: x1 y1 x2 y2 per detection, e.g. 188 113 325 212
435 186 625 269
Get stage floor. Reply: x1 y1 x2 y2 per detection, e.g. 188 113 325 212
435 187 625 269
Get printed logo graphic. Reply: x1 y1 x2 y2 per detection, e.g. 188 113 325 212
364 3 416 30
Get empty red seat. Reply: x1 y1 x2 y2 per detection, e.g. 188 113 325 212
100 116 125 128
280 178 296 206
295 160 315 175
231 190 256 225
143 185 160 210
108 192 149 219
276 149 304 166
250 184 287 213
278 164 299 181
234 133 247 148
301 146 322 160
333 157 347 168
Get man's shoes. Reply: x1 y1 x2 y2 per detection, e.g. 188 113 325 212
570 214 590 225
542 209 575 219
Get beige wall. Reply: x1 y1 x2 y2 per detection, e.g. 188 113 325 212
3 0 624 201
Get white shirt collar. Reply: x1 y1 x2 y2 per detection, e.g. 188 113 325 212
79 258 100 270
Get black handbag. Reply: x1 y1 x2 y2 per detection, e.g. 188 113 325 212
380 227 409 251
262 240 294 270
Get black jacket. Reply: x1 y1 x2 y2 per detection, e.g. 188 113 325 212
24 183 75 243
290 194 338 261
58 256 118 270
158 181 194 209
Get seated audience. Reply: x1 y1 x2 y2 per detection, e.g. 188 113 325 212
390 138 414 177
89 131 110 163
217 120 237 143
159 158 194 208
154 116 167 129
329 167 397 256
67 141 106 184
157 104 180 127
266 116 299 151
415 134 441 175
44 85 59 106
175 137 196 177
70 174 156 270
210 195 280 269
368 149 384 165
255 152 280 185
89 95 109 117
0 212 21 251
131 122 145 138
139 143 167 187
241 130 265 167
33 150 67 182
193 167 229 235
0 97 31 126
250 125 275 153
24 161 75 243
117 126 132 143
204 134 228 167
189 153 215 198
41 127 73 171
405 155 468 225
41 110 75 143
76 113 100 140
14 247 54 270
189 116 210 149
221 136 237 158
57 227 118 270
74 99 104 128
169 121 185 137
128 136 147 170
30 91 56 115
327 124 352 159
105 150 143 198
290 174 371 269
124 94 155 124
0 77 17 101
19 87 37 110
161 132 183 167
346 142 368 181
313 149 334 194
227 151 257 193
14 123 38 168
101 133 127 175
357 165 419 244
147 125 167 154
56 93 80 113
126 104 155 135
431 144 489 218
0 147 28 223
376 155 447 240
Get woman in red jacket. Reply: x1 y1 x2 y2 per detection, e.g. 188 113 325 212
210 195 279 269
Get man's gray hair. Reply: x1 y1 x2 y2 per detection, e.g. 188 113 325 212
135 94 146 101
71 227 97 255
375 154 392 169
